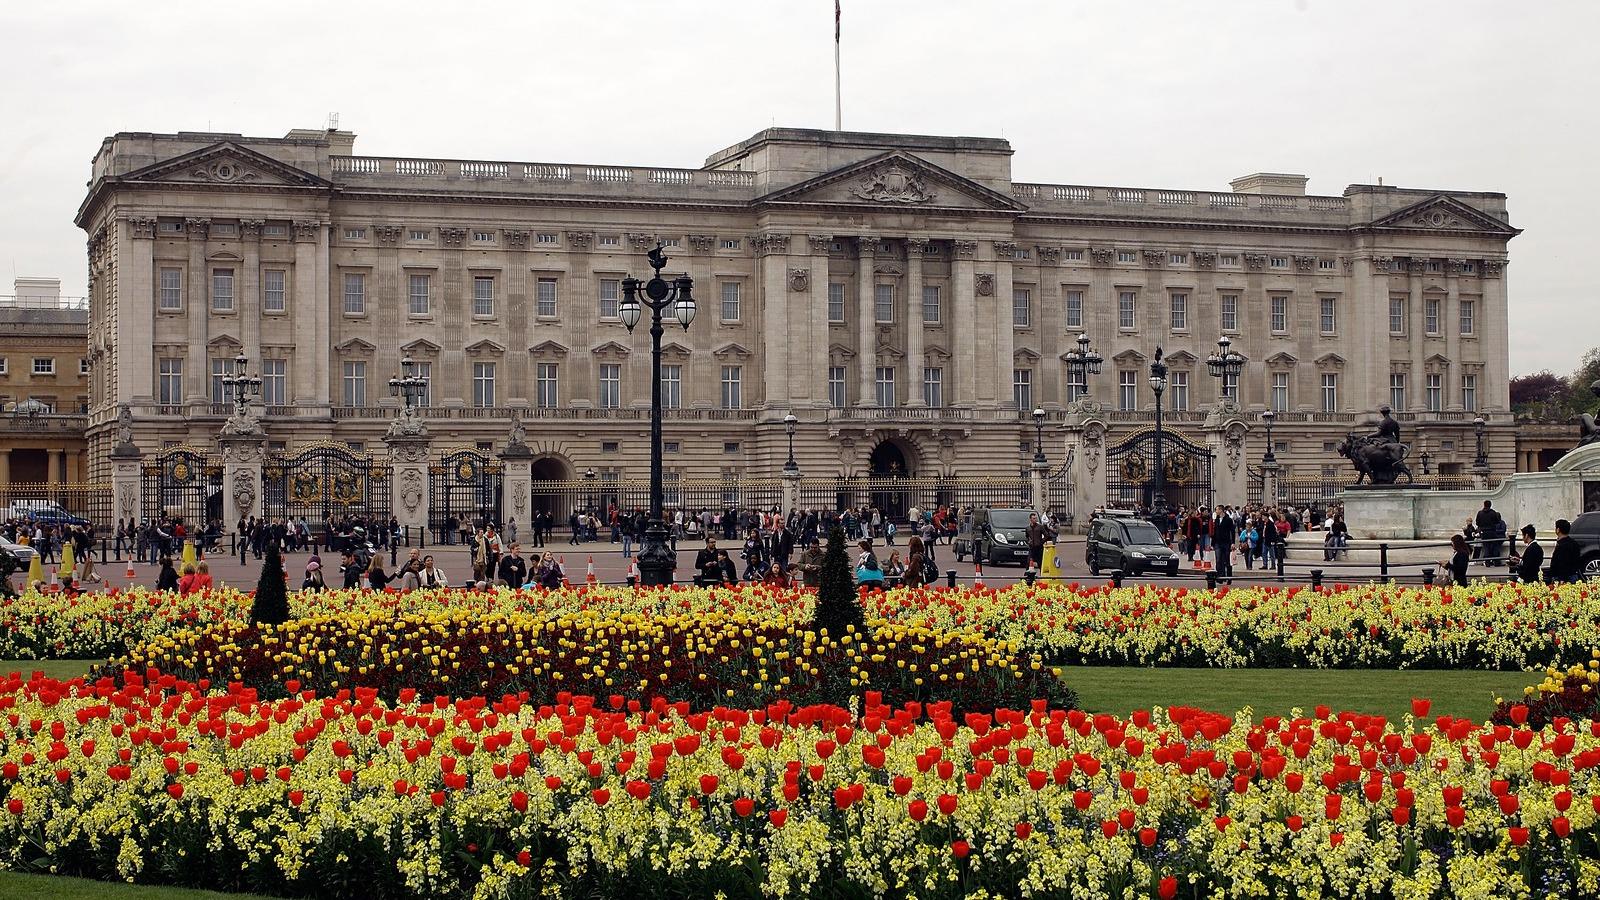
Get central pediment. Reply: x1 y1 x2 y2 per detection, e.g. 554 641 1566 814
756 151 1024 213
119 142 331 189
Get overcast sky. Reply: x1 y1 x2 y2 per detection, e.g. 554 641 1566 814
2 0 1594 376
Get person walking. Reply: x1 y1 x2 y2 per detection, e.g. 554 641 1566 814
1476 501 1505 567
1212 507 1237 578
1025 513 1051 572
797 538 825 589
497 543 529 588
1510 524 1543 583
1440 534 1470 586
904 535 928 588
1547 518 1582 584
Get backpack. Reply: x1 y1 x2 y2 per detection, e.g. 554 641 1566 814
862 553 881 573
921 555 939 583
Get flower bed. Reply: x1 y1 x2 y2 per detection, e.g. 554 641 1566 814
4 580 1596 671
1493 657 1600 729
106 610 1075 713
2 672 1599 898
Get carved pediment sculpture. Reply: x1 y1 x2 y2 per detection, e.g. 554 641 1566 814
850 162 936 204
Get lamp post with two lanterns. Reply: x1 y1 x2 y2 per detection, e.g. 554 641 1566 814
220 352 263 421
617 244 696 586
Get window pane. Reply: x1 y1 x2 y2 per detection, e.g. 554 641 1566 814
598 363 620 409
261 359 287 406
1320 297 1336 334
1271 373 1288 412
1321 373 1338 412
599 279 620 318
874 284 894 323
828 283 846 323
407 274 429 315
1271 296 1287 332
473 277 495 317
720 366 742 409
721 282 741 321
1012 369 1032 410
263 269 286 313
1462 375 1477 412
473 362 496 408
1220 294 1237 332
1012 289 1030 327
1389 296 1406 334
1169 293 1186 331
159 268 183 310
922 286 941 324
1118 370 1136 411
536 279 558 317
342 361 366 406
1390 373 1406 411
1460 300 1475 335
828 366 846 409
1170 370 1188 411
343 273 365 314
661 364 681 409
875 366 896 407
923 367 943 408
1065 290 1083 329
1118 292 1136 329
211 269 234 312
536 363 559 408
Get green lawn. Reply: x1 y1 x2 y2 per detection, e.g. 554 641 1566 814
1062 666 1534 722
0 871 274 900
1 660 104 683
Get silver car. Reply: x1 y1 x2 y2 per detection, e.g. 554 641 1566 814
1 539 37 565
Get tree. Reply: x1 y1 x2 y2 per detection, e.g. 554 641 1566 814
1510 371 1569 410
250 542 290 626
811 527 861 637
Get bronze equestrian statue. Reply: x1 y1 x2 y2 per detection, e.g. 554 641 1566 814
1577 379 1600 449
1339 405 1414 485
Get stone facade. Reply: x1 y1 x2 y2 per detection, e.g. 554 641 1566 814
0 279 90 484
76 126 1520 492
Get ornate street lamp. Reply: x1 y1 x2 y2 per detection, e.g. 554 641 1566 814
1205 335 1246 402
1032 407 1047 464
388 356 428 411
1261 409 1277 464
783 413 799 475
1062 333 1103 402
583 467 597 514
618 243 696 586
1473 415 1488 471
220 352 263 419
1420 446 1433 476
1149 348 1169 516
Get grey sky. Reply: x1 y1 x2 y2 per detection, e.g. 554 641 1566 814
2 0 1594 376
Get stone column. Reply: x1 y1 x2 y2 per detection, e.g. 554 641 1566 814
240 220 263 363
217 432 266 532
0 449 8 484
781 469 801 514
123 218 157 405
756 232 791 409
501 442 535 533
905 239 927 406
1408 259 1427 412
1030 458 1048 517
384 431 433 535
50 450 67 484
806 235 833 408
292 221 326 406
1445 260 1463 410
1061 407 1106 533
855 236 880 406
953 241 978 407
1203 403 1251 506
992 242 1016 409
184 218 211 405
110 446 142 524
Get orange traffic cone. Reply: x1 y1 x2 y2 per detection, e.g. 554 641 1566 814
559 555 570 588
973 560 985 588
627 557 640 584
586 555 597 585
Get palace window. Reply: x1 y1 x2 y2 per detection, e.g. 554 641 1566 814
32 357 54 375
1390 373 1407 410
1063 250 1083 261
261 359 286 406
875 366 896 407
828 283 846 323
407 274 430 315
1320 373 1338 412
472 362 496 408
536 278 558 317
828 366 846 409
1012 369 1032 410
721 282 742 322
159 268 183 310
1169 292 1187 331
1012 288 1031 327
472 276 495 317
1460 299 1475 335
1271 372 1289 412
536 363 559 409
599 278 620 319
536 233 558 245
922 285 941 324
1426 373 1442 412
1425 298 1441 335
1270 295 1288 333
1219 293 1238 332
720 238 741 250
1067 368 1086 402
1118 291 1136 329
343 227 366 240
598 235 620 248
1270 256 1289 269
1319 297 1337 334
408 229 430 241
342 361 365 407
598 364 621 409
158 358 183 404
1117 250 1137 263
210 357 235 403
875 284 895 323
923 367 943 408
1389 296 1406 335
1118 370 1137 411
720 366 743 409
1462 374 1478 412
1170 370 1189 411
342 273 366 315
1065 289 1083 329
661 364 682 409
211 268 234 312
474 231 497 244
263 269 286 313
1219 254 1239 267
1222 371 1239 400
413 362 432 406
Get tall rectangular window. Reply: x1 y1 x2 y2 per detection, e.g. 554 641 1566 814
875 366 896 407
1390 373 1407 410
828 366 846 409
211 268 234 312
472 362 496 408
1462 374 1478 412
1219 294 1238 332
598 363 621 409
1012 369 1032 410
1170 370 1189 411
158 268 182 310
1118 370 1137 411
1321 373 1339 412
473 276 495 317
413 361 432 407
720 282 742 321
210 357 235 403
158 358 183 404
661 364 682 409
1389 296 1407 334
1222 372 1239 400
1425 298 1440 334
407 274 430 315
720 366 743 409
261 359 286 406
1169 292 1187 331
1067 368 1086 402
1012 289 1031 327
922 285 941 324
599 278 620 319
1065 290 1083 329
1459 300 1475 335
342 361 366 407
923 367 943 408
536 363 559 409
536 278 558 317
1271 372 1289 412
1271 295 1288 333
1425 373 1442 411
1319 297 1337 334
263 269 286 313
343 273 366 315
874 284 895 323
828 283 846 323
1118 291 1136 329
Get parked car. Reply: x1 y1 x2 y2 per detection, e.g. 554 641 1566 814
1086 511 1180 577
1569 511 1600 578
953 507 1035 567
3 501 90 528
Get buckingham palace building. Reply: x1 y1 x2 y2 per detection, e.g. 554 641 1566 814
76 125 1519 522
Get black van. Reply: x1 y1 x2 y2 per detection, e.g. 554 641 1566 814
1086 512 1180 577
953 508 1035 567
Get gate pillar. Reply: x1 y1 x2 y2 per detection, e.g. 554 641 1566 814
501 441 535 533
781 469 801 515
1204 400 1251 508
111 446 143 524
385 433 433 535
1061 403 1106 533
217 432 266 532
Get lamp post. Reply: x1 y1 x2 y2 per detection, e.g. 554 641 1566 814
1062 333 1103 403
583 467 597 515
1420 446 1433 477
783 413 799 475
1205 335 1246 403
220 352 263 419
618 243 696 586
1473 415 1488 470
1032 407 1047 464
387 356 427 412
1149 348 1169 516
1261 409 1277 464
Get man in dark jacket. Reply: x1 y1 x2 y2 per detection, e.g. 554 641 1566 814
341 551 363 589
694 538 721 585
1475 501 1506 566
1212 507 1237 577
1547 519 1583 584
496 544 529 588
1510 524 1543 584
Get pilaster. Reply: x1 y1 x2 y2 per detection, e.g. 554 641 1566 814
781 469 801 514
217 433 266 530
385 433 433 533
1203 400 1251 506
855 236 879 406
952 241 978 407
501 442 535 531
757 232 790 408
807 235 833 408
184 218 210 405
1061 406 1106 532
110 443 143 523
905 239 927 406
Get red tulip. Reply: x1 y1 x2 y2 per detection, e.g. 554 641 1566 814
592 789 610 806
167 783 184 800
733 797 754 817
1392 806 1410 826
1325 794 1342 820
1159 876 1178 900
908 799 928 822
700 774 719 795
1411 698 1431 718
516 850 532 867
1286 815 1303 832
937 793 958 816
1508 826 1529 846
291 790 307 807
768 808 787 828
1139 827 1158 847
951 839 969 858
1446 805 1466 828
1015 822 1032 840
1101 820 1119 838
1508 705 1529 726
1498 794 1519 816
5 798 21 816
1553 816 1571 838
511 790 529 812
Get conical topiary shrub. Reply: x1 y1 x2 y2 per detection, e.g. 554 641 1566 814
250 542 290 626
811 527 862 637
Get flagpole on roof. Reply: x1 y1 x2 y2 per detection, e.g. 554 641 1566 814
834 0 843 131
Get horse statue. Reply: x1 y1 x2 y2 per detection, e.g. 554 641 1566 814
1338 432 1414 485
1577 379 1600 449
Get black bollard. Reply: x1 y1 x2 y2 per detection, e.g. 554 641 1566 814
419 527 427 550
946 569 957 589
1276 551 1285 581
626 575 636 588
1379 543 1389 578
1205 570 1218 590
1422 567 1435 586
1111 569 1124 588
1024 570 1036 587
390 542 398 567
1310 568 1324 588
